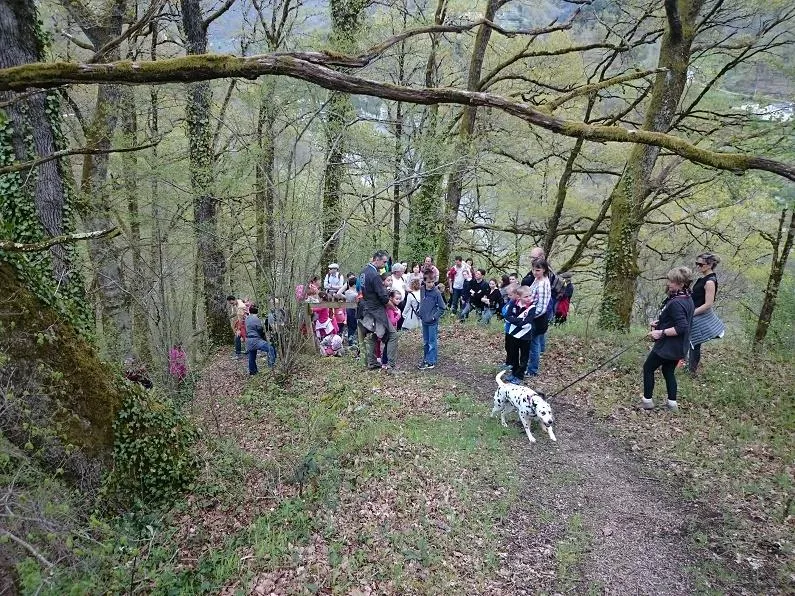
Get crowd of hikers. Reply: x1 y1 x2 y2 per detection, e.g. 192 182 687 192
231 247 576 378
122 245 723 415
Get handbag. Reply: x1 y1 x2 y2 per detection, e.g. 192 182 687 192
532 313 549 335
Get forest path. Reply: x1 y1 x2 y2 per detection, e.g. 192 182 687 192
432 324 698 595
188 329 701 594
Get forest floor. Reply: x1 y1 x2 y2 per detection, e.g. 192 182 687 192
168 319 793 595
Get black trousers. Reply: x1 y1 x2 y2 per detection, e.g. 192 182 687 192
643 350 678 401
506 334 530 380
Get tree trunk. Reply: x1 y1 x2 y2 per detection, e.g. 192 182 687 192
599 0 704 330
121 86 150 363
0 0 123 485
256 81 277 287
405 0 445 265
181 0 228 345
437 0 500 269
392 100 403 261
754 208 794 344
147 22 171 355
0 1 74 290
319 0 368 267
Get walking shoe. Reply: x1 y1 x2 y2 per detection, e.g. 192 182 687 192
666 399 679 412
641 397 655 410
500 363 512 371
418 362 435 370
505 374 521 384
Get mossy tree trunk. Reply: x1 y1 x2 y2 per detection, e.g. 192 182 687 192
436 0 500 269
0 0 123 483
256 80 278 289
319 0 369 268
754 207 794 345
598 0 704 331
121 85 151 363
405 0 445 265
60 0 133 356
181 0 228 345
0 0 72 288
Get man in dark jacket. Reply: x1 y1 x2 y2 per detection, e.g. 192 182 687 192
418 275 446 369
459 268 489 322
358 250 395 369
245 304 277 375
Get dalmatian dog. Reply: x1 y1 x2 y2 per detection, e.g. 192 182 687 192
491 370 556 444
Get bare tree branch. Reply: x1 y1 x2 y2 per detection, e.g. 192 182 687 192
0 141 160 175
0 228 120 253
203 0 237 29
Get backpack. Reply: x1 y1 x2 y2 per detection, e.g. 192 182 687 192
550 270 564 299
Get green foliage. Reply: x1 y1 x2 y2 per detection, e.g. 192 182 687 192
102 389 199 508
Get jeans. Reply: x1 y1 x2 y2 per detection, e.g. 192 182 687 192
422 321 439 365
526 332 544 376
459 301 479 321
234 334 242 356
480 307 496 325
346 308 357 342
450 287 464 313
247 338 276 375
643 350 678 401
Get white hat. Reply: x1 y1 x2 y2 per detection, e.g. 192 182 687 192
328 263 339 269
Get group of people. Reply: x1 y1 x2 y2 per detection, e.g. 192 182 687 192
233 247 725 415
642 252 724 411
227 295 283 375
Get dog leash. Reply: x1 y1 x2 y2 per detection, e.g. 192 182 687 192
546 335 647 399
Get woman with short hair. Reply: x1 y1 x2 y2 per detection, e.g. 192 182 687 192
642 267 695 411
688 252 724 376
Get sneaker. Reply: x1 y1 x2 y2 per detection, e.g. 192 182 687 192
505 374 522 384
500 364 512 371
419 362 435 370
666 399 679 412
641 397 655 410
417 360 427 369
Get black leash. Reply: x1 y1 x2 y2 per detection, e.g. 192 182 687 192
547 335 647 399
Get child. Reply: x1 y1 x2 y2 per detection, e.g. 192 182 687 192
418 277 446 369
480 278 503 325
401 279 422 331
341 276 359 344
501 283 518 369
168 344 187 383
504 286 535 383
320 333 344 357
381 290 402 369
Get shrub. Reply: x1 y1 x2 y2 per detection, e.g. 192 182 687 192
102 387 199 509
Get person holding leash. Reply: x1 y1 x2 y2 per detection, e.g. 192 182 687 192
642 267 695 412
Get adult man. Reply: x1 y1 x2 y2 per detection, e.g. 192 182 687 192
358 250 397 370
421 255 440 283
323 263 344 296
446 256 468 314
245 304 277 375
459 268 489 322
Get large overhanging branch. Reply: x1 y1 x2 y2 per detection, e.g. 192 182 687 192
0 228 120 253
1 54 793 182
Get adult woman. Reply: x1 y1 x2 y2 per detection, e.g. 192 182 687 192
407 262 423 287
525 258 552 377
642 267 695 412
688 252 724 376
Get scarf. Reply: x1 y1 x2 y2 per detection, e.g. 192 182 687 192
657 288 691 318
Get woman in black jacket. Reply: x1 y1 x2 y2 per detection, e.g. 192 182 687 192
641 267 695 412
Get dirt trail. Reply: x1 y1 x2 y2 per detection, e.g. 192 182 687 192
434 328 698 595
